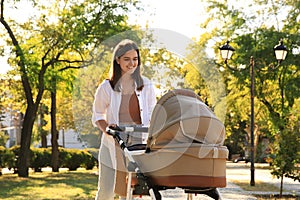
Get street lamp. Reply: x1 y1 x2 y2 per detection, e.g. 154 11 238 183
219 39 288 186
274 39 288 65
219 40 235 64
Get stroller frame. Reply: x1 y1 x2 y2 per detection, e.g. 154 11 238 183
107 125 223 200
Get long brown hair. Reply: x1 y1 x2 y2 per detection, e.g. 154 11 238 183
109 39 144 91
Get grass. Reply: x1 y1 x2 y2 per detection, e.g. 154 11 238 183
231 179 299 200
1 167 299 200
0 168 98 200
231 179 281 192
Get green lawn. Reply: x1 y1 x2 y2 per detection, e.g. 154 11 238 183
1 168 298 200
231 179 281 192
0 168 98 200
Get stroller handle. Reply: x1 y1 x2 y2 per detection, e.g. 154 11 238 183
108 125 148 133
106 126 126 150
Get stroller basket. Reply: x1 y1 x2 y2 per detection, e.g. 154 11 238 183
132 143 228 188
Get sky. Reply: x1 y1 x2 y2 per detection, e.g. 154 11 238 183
0 0 206 74
128 0 206 38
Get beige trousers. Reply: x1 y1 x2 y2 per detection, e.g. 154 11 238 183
95 132 143 200
95 145 128 200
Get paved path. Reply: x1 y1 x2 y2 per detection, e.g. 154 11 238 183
134 162 300 199
2 162 299 199
224 162 300 199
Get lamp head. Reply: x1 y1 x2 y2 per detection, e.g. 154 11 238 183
219 40 235 63
274 39 288 62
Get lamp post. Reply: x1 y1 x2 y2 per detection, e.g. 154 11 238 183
249 55 255 186
219 39 288 186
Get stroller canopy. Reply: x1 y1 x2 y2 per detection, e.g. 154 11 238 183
147 89 225 149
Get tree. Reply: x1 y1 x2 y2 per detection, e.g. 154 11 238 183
0 0 141 177
37 103 49 148
197 0 300 190
271 119 300 196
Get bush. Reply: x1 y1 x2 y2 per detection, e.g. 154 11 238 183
0 146 15 168
0 146 17 175
0 146 98 172
0 146 5 167
59 148 97 171
30 148 51 172
7 146 19 173
82 149 97 170
64 149 83 170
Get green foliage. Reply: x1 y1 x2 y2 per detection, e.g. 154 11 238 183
72 58 109 137
0 146 97 172
270 115 300 181
0 146 16 170
59 148 82 171
1 0 142 177
59 148 97 171
224 118 249 159
197 3 300 189
0 132 9 147
30 148 51 172
82 149 98 170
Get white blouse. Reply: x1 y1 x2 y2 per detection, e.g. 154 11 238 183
92 76 156 165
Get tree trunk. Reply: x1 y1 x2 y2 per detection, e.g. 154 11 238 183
39 105 48 148
51 85 59 172
280 173 283 197
18 104 37 177
41 132 48 148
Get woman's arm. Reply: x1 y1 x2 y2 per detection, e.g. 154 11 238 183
96 120 108 133
92 80 110 128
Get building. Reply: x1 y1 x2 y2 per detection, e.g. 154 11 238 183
44 129 87 149
1 110 22 148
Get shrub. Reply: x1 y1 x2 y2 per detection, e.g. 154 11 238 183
30 148 51 172
1 146 98 172
82 149 97 170
7 146 19 173
0 146 5 168
59 148 98 171
0 146 15 168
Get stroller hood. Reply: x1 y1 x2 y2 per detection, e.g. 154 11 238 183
147 89 225 149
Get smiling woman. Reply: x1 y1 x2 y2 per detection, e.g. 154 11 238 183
92 39 157 200
116 49 139 75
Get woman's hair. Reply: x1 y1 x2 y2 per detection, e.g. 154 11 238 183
109 39 144 91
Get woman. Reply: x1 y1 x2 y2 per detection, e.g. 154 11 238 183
92 39 156 200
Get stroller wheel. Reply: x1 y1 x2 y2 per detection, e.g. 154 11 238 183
185 188 221 200
204 188 221 200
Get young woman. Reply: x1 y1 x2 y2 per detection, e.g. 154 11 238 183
92 39 156 200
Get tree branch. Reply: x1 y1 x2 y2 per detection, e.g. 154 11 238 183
0 3 34 105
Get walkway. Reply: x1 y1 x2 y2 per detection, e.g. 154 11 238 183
137 162 300 199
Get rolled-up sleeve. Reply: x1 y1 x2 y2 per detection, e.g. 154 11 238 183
140 77 157 126
92 82 109 127
147 82 156 120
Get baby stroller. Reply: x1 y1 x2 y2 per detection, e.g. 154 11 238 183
107 89 229 200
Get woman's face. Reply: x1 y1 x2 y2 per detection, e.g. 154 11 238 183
117 49 139 75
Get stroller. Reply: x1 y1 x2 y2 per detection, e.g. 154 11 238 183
107 89 229 200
